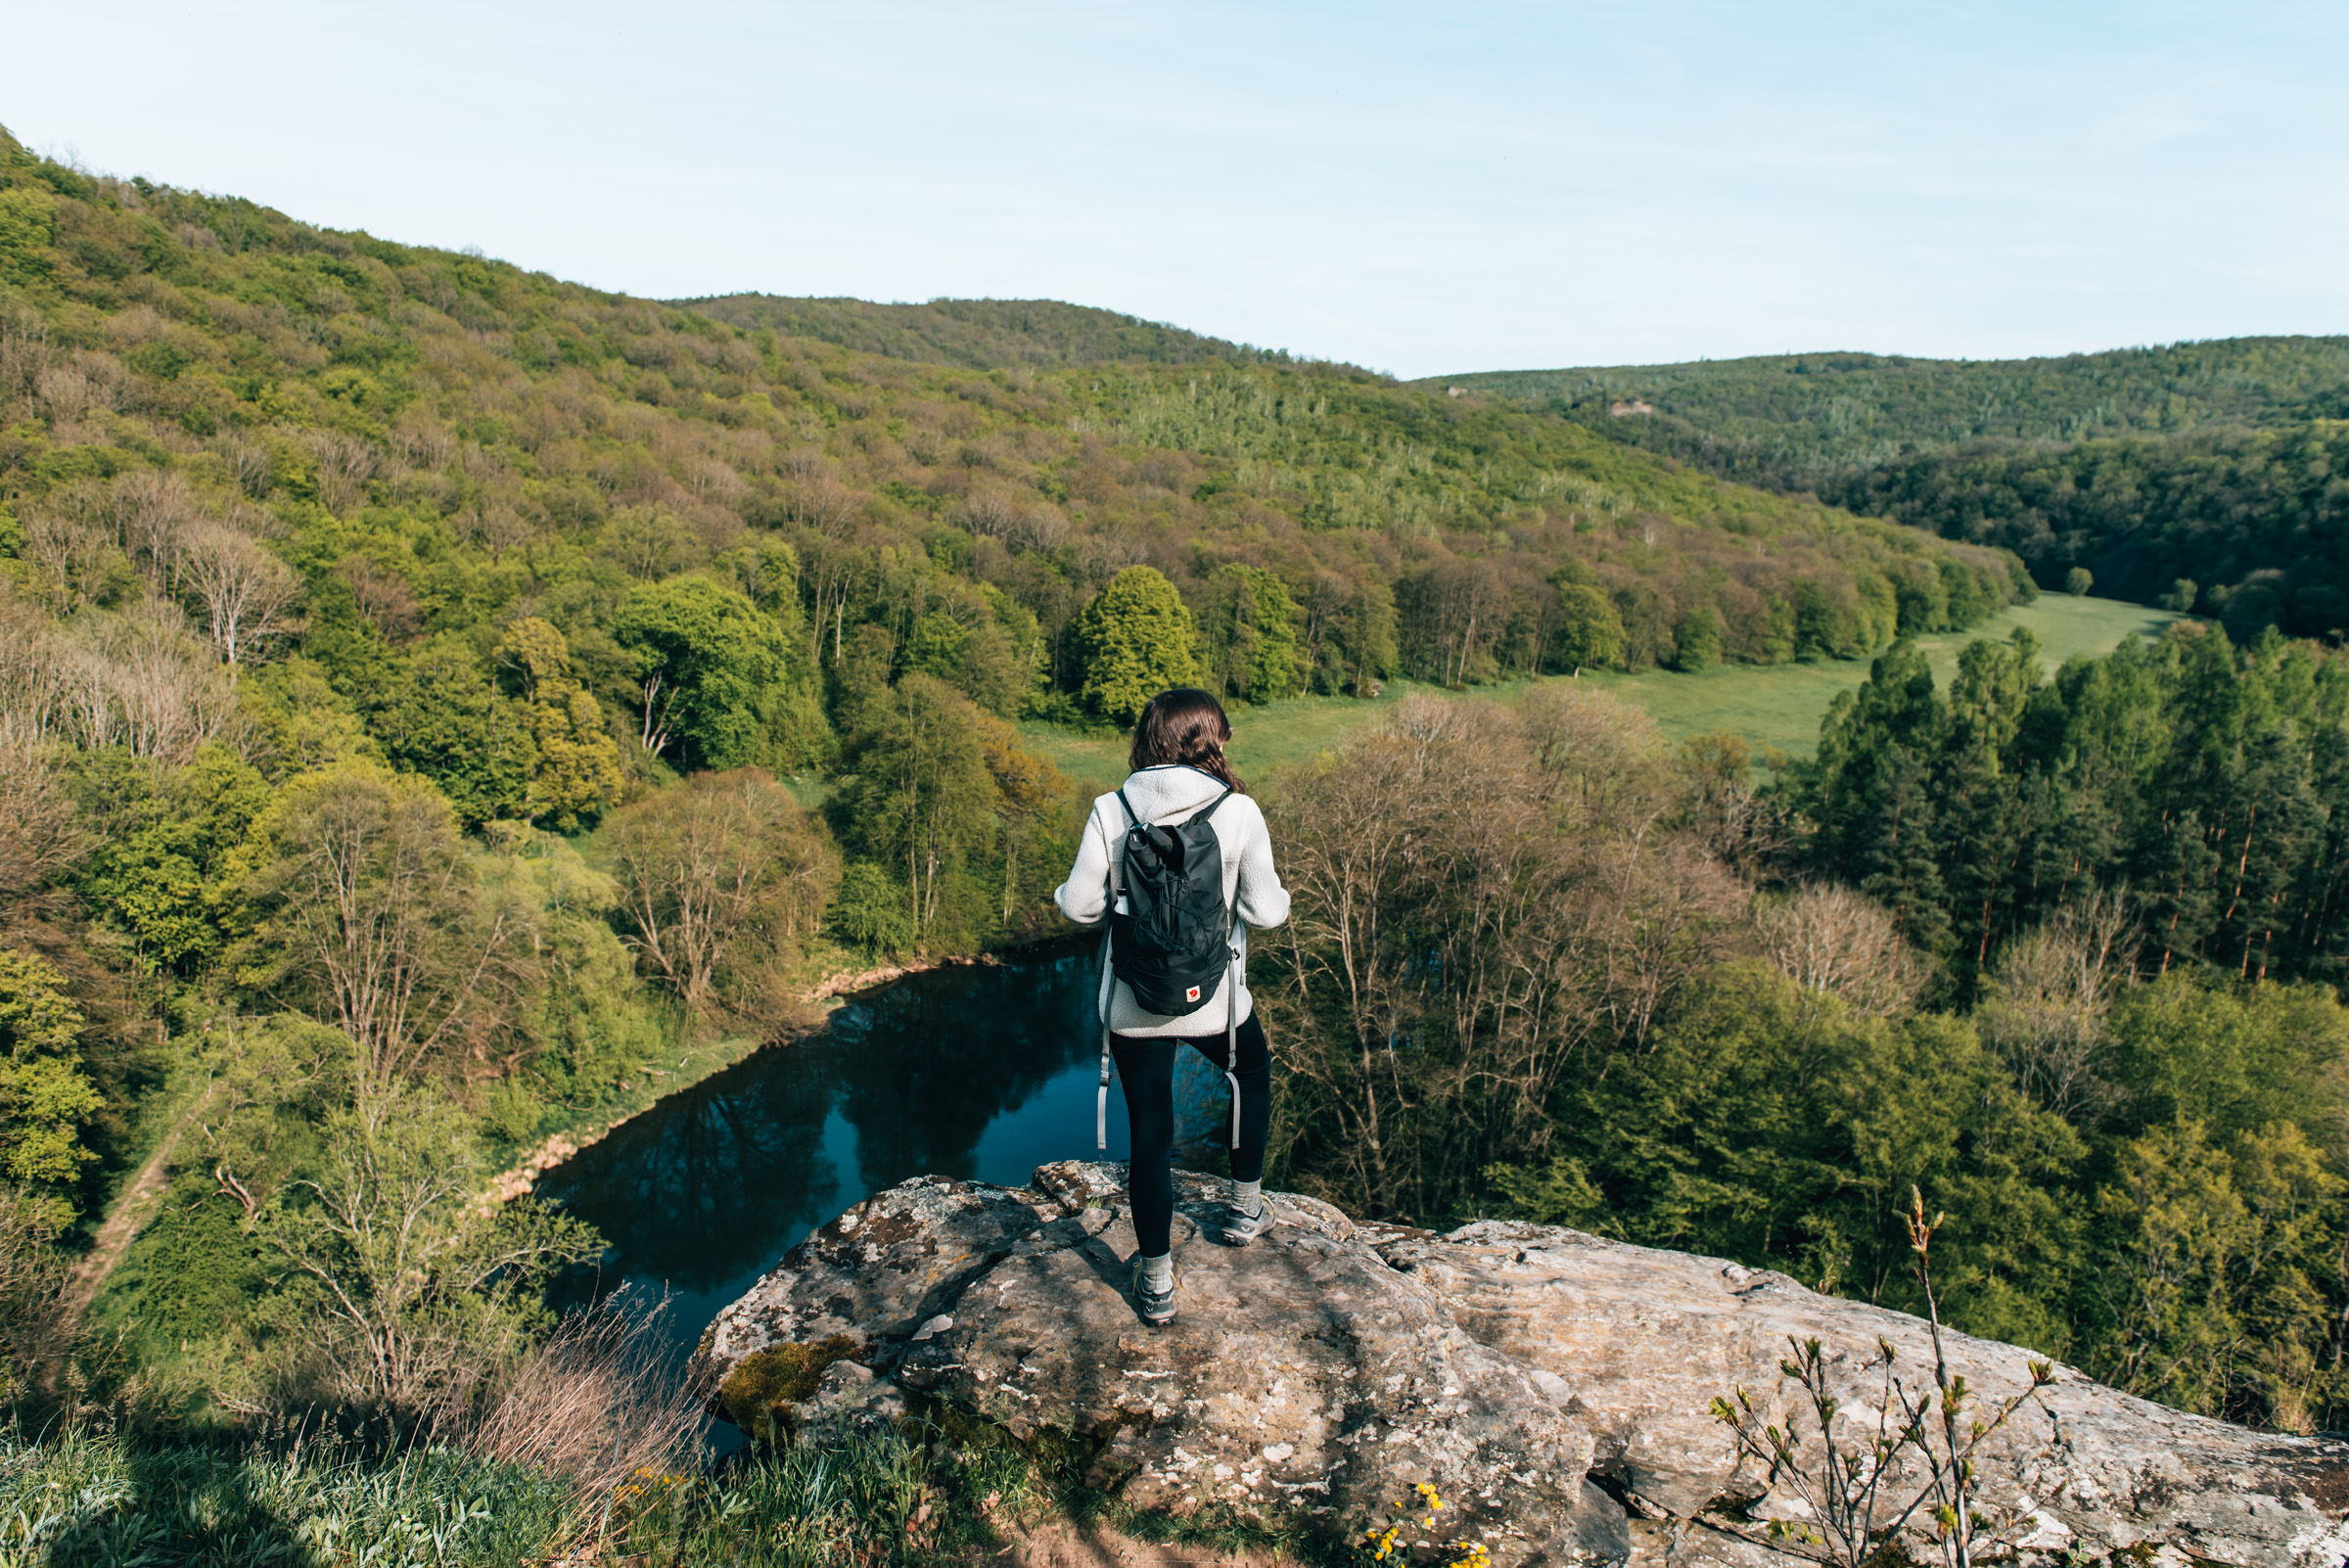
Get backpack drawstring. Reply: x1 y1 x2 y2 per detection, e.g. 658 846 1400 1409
1096 923 1115 1152
1097 817 1122 1152
1224 938 1242 1147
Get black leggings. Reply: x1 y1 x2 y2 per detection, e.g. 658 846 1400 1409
1112 1015 1270 1257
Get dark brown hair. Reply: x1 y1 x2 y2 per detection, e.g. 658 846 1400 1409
1129 687 1244 794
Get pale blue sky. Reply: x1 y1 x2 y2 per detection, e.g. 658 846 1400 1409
9 2 2344 378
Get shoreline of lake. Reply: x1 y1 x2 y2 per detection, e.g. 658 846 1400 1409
532 937 1126 1366
488 946 1025 1203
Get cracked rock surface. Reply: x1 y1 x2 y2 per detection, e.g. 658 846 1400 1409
690 1164 2349 1568
1378 1222 2349 1567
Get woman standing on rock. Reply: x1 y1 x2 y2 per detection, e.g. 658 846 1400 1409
1055 687 1291 1325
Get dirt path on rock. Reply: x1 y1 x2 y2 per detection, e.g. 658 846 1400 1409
58 1087 210 1334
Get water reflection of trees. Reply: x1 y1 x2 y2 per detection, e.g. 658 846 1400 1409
544 945 1101 1297
831 951 1101 1195
546 1042 846 1293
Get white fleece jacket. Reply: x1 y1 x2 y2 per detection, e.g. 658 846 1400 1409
1053 764 1291 1038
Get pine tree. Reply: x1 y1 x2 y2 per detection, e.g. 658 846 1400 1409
1858 748 1955 958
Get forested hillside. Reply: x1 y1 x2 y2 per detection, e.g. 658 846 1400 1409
1436 338 2349 477
1275 631 2349 1437
1432 340 2349 638
1826 425 2349 636
674 294 1288 372
6 115 2344 1560
0 118 2031 1423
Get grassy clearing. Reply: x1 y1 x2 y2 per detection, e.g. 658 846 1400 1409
1579 593 2178 760
1021 595 2179 790
1018 690 1437 796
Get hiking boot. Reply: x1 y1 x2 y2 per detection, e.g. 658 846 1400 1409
1222 1198 1275 1246
1131 1256 1177 1324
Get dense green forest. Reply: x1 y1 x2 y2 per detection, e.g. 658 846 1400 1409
1794 622 2349 994
674 294 1295 372
1825 426 2349 636
0 116 2343 1558
1269 631 2349 1437
1434 338 2349 477
0 119 2019 1415
1432 340 2349 639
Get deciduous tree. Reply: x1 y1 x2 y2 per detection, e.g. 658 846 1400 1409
177 520 299 668
613 577 791 769
1553 580 1625 673
835 674 1000 937
235 761 514 1085
495 619 624 832
373 637 536 829
1071 566 1197 726
974 710 1072 928
0 949 100 1211
1200 563 1307 703
262 1083 599 1417
604 769 834 1012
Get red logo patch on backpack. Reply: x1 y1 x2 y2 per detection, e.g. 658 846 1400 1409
1185 985 1201 1002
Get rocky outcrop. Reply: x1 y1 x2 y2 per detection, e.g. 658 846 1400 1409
1377 1222 2347 1565
691 1163 2349 1568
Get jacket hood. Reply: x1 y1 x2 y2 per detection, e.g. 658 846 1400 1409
1109 764 1235 823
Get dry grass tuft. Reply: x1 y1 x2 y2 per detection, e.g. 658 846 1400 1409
450 1285 697 1496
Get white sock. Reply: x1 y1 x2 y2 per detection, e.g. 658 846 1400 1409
1233 1179 1263 1217
1139 1252 1174 1291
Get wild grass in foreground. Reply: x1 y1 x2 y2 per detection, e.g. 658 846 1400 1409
0 1425 569 1567
0 1252 1294 1567
0 1416 1308 1568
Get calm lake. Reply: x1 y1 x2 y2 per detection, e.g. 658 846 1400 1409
539 937 1225 1362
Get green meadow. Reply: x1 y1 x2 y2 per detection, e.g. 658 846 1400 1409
1575 592 2180 761
1018 594 2180 793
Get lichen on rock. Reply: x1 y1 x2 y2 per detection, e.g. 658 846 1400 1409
714 1333 862 1443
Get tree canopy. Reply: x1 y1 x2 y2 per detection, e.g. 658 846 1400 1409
1435 341 2349 632
613 577 795 771
1071 566 1201 724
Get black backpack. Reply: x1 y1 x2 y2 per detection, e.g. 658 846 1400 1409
1108 786 1234 1016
